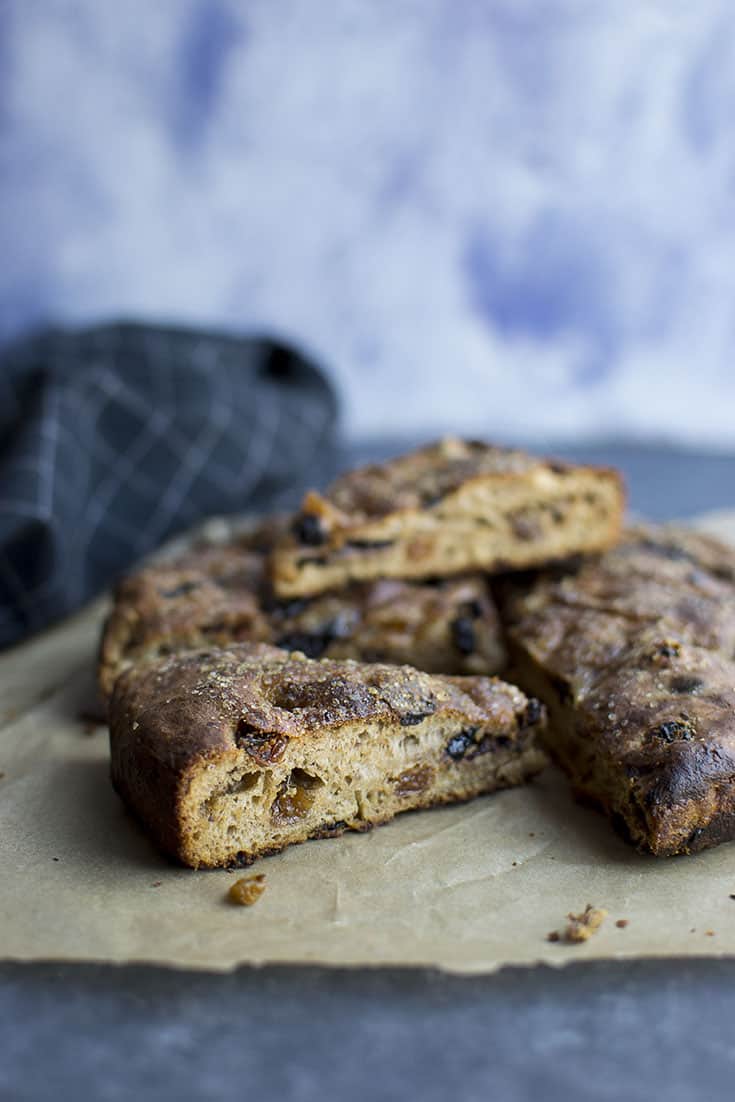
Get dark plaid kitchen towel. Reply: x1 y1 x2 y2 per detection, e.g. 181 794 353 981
0 321 339 648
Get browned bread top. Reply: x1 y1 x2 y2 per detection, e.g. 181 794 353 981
502 524 735 689
286 437 622 538
105 543 268 646
577 631 735 799
501 524 735 855
111 641 538 776
309 438 543 521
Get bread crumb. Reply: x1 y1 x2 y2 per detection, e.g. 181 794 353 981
615 919 629 929
565 905 607 942
548 904 607 944
228 874 266 906
706 929 715 937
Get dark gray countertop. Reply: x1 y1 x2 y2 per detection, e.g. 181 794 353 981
4 959 735 1102
3 441 735 1102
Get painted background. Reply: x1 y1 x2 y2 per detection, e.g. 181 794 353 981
2 1 735 444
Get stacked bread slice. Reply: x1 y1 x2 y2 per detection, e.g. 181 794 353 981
105 436 636 867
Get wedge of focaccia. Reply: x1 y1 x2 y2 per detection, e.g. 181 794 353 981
270 438 625 598
109 643 547 868
500 525 735 856
99 522 506 697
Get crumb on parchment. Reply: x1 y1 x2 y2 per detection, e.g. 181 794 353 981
547 904 607 944
227 874 266 906
615 919 629 929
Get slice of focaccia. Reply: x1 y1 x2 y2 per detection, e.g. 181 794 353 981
99 522 506 697
500 525 735 856
270 438 625 597
109 642 547 868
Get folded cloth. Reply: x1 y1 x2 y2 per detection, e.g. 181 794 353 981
0 321 338 648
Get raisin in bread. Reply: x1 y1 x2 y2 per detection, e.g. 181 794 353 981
109 642 547 867
99 522 506 697
271 438 624 597
500 525 735 856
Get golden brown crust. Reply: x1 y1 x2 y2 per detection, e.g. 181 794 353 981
109 642 547 868
112 642 533 768
303 438 544 520
271 438 625 597
501 524 735 856
98 520 506 697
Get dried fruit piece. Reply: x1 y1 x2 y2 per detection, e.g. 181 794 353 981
451 615 477 656
227 874 266 906
292 513 326 546
445 727 478 761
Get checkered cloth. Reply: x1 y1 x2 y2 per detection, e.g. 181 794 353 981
0 322 338 648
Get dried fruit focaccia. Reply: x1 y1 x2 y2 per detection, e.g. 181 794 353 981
109 642 547 867
99 521 506 697
270 437 625 597
500 525 735 856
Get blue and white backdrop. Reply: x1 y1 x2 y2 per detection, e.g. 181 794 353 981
2 1 735 445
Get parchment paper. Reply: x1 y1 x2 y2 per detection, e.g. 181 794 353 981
3 512 735 974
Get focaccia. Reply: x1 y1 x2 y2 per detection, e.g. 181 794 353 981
271 438 625 597
500 525 735 856
109 642 547 867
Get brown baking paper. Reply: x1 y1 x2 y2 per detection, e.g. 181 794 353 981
3 512 735 974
